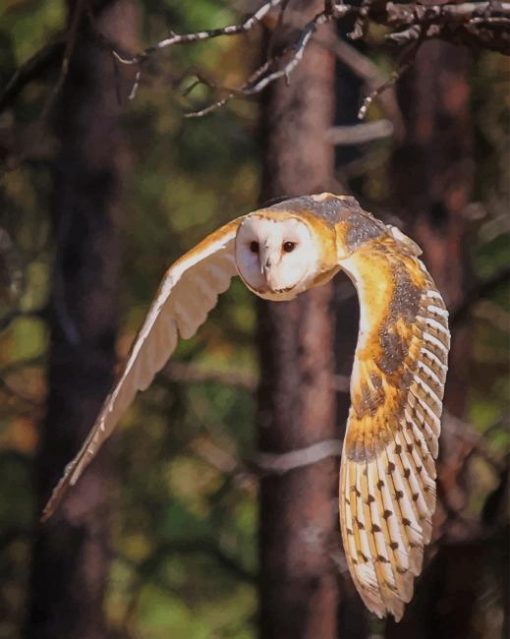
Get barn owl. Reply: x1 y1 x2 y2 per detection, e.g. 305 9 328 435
42 193 449 621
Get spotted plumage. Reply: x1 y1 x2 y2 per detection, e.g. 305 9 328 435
41 193 449 622
338 233 449 620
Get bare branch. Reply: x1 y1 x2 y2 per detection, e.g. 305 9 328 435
122 0 509 117
4 0 509 125
252 439 342 474
163 360 350 393
358 38 422 120
113 0 285 65
192 434 343 479
380 1 510 53
186 9 334 117
241 10 333 94
164 361 257 391
326 120 394 145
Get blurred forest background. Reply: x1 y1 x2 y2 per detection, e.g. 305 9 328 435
0 1 508 638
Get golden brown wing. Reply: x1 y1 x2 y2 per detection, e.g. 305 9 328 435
338 234 449 620
42 218 242 521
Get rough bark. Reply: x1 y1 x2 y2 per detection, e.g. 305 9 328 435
24 2 137 638
385 40 475 639
257 3 339 638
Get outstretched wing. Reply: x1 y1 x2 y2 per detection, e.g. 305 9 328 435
42 218 242 521
338 234 449 621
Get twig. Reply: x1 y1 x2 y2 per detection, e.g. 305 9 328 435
185 10 334 117
266 0 293 58
127 67 142 101
358 39 421 120
320 34 405 136
184 55 279 117
241 11 333 94
113 0 285 65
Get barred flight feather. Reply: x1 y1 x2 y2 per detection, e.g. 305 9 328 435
339 233 449 621
41 220 240 521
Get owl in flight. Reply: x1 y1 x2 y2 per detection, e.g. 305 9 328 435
42 193 449 621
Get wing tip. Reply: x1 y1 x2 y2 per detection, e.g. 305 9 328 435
356 582 407 622
40 460 80 523
40 485 64 523
340 450 431 625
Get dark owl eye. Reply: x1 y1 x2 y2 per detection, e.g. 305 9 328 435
282 241 296 253
249 241 259 254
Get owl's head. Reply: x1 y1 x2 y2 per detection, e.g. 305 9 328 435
235 214 321 300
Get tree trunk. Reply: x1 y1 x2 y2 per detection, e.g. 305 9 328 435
257 3 339 639
25 2 137 638
385 41 475 639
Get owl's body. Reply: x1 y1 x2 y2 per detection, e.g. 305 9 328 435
42 194 449 622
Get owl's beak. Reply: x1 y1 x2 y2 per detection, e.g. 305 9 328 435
259 247 274 286
255 246 295 296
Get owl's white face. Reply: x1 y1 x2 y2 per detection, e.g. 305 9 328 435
234 215 320 300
